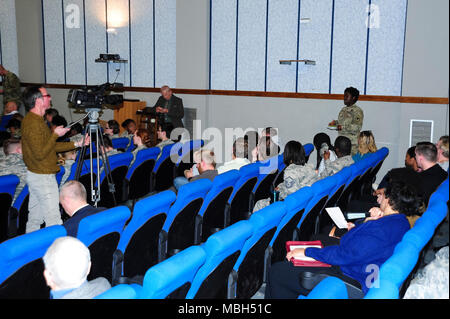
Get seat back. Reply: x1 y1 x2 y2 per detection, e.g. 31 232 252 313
0 225 66 298
175 139 204 177
12 185 30 236
336 161 364 212
296 177 337 240
302 277 349 299
186 220 253 299
0 175 20 242
162 179 212 257
139 246 207 299
153 143 180 191
232 202 286 299
269 187 313 264
115 190 176 280
226 163 260 225
125 147 160 201
111 137 130 150
197 170 240 243
98 152 133 207
77 206 131 283
252 157 279 207
95 284 138 299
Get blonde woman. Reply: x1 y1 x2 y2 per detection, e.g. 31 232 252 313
352 130 377 162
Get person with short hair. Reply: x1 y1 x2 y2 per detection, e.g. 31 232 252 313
104 120 120 139
329 87 364 156
251 135 279 163
0 101 20 132
217 137 250 174
43 236 111 299
145 85 184 129
120 119 137 137
405 146 419 171
44 108 59 127
21 86 89 233
60 180 106 237
436 135 449 172
0 139 27 201
5 118 22 139
319 136 354 179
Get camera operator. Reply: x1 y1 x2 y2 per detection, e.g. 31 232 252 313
21 86 89 233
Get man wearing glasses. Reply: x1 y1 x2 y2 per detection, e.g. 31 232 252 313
21 86 89 233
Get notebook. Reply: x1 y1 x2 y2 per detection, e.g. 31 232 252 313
286 241 331 267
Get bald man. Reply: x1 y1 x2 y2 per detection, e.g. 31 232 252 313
60 180 106 237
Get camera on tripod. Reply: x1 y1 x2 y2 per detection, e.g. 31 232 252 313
67 82 124 109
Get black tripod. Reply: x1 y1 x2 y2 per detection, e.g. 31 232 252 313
75 108 116 207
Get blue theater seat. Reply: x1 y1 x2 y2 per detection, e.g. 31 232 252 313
185 220 253 299
0 175 20 242
153 143 181 192
335 159 366 212
112 190 176 285
97 152 133 208
111 137 130 150
11 185 29 236
225 163 261 226
303 143 314 162
295 176 338 240
268 187 313 265
65 158 102 206
252 157 279 210
195 169 240 244
174 139 204 177
137 246 207 299
95 283 138 299
0 225 67 298
76 206 131 283
229 202 286 299
123 147 161 206
160 179 212 259
300 276 349 299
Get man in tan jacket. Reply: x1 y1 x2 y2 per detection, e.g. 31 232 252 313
21 86 88 233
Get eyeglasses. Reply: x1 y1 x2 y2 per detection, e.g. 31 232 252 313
41 94 51 99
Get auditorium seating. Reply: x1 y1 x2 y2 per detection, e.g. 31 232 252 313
4 143 439 300
0 225 66 298
160 179 212 259
112 190 176 285
229 202 286 299
123 147 161 207
76 206 131 283
10 185 29 236
174 139 204 178
111 137 130 150
185 220 253 299
195 169 240 244
251 157 279 210
299 277 349 299
153 143 180 192
0 175 19 242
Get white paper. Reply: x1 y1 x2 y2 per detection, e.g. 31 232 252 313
325 207 348 229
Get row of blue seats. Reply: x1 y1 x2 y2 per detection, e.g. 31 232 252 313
301 178 449 299
91 147 389 299
0 144 381 298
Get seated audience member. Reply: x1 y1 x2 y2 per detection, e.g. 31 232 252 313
436 135 449 172
69 122 83 138
5 118 22 139
404 246 449 299
244 130 259 161
51 115 69 142
172 149 218 192
251 135 279 163
99 134 122 157
57 149 77 186
217 137 250 174
352 130 377 162
0 139 27 201
318 136 354 179
130 128 151 166
43 236 111 299
155 122 175 158
253 141 318 213
262 127 282 152
405 146 419 171
313 132 337 175
0 101 19 131
120 119 137 138
44 108 59 127
104 120 120 139
60 180 106 237
266 180 420 299
415 142 448 205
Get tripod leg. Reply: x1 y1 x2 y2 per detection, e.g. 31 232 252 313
97 131 117 207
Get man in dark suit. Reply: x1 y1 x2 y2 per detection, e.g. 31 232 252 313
146 85 184 130
60 180 106 237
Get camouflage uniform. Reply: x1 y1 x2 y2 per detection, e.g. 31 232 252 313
59 159 75 187
155 139 174 161
253 163 318 213
2 71 22 108
337 104 364 156
0 153 28 201
318 155 354 179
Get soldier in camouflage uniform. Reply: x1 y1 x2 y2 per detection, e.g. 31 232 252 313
319 136 354 179
0 140 28 201
253 141 318 213
0 65 22 110
330 87 363 156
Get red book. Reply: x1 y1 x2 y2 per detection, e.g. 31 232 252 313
286 241 331 267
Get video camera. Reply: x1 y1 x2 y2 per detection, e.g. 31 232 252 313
67 82 124 109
